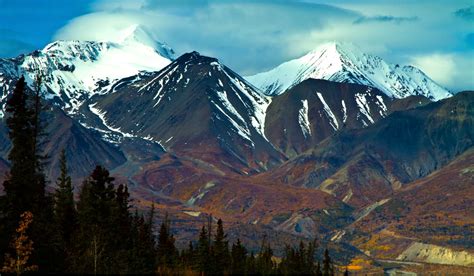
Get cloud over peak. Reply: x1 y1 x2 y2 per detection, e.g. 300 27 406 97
20 0 474 91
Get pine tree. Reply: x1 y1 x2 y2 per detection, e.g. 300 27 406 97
247 252 257 275
230 239 247 275
2 76 40 215
322 248 334 276
0 75 57 272
129 207 157 274
53 150 77 251
256 237 275 275
196 225 211 274
316 261 322 276
213 218 230 274
179 241 195 271
75 166 116 274
156 213 177 270
279 240 318 275
110 183 133 273
1 211 38 274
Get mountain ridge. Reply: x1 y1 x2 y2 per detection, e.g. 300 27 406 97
0 25 174 114
246 42 451 100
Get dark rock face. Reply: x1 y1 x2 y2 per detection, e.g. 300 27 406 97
265 79 394 157
268 92 474 208
0 104 127 183
84 52 284 173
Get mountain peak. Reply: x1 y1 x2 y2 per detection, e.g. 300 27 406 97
175 51 220 67
246 42 451 100
2 24 175 114
117 24 176 60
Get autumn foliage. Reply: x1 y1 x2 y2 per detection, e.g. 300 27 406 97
1 211 38 275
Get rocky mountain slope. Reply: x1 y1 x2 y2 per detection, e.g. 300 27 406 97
265 79 393 156
83 51 284 173
341 148 474 268
0 103 127 182
266 91 473 208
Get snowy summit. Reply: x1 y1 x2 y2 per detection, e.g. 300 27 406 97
246 42 452 101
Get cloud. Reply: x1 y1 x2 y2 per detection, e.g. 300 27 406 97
51 0 474 90
353 15 418 25
454 6 474 21
410 52 474 92
54 1 360 74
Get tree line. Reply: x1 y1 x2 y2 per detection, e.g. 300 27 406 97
0 76 340 275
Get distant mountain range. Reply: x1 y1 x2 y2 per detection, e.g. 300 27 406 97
0 25 472 268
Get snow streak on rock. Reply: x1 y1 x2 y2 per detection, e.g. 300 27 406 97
298 99 311 138
317 92 339 130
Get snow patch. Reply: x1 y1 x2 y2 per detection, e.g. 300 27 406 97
317 92 339 130
183 211 201 217
341 100 347 123
298 99 311 138
355 92 374 125
89 103 135 140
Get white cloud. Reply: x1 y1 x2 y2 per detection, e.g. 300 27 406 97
54 12 145 42
410 52 474 92
410 54 456 85
52 0 474 90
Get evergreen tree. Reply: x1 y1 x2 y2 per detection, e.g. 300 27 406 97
156 213 177 269
75 166 117 274
3 76 39 213
230 239 247 275
256 238 275 275
247 252 257 275
53 150 77 253
0 75 58 272
213 218 230 274
196 225 211 274
322 248 334 276
110 183 133 273
178 241 195 271
129 207 157 274
279 240 317 275
316 261 322 276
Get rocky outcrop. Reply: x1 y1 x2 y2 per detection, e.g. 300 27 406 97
397 242 474 267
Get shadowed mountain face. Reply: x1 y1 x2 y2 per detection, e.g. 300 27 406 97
82 52 285 173
0 104 127 183
267 92 473 208
265 79 394 157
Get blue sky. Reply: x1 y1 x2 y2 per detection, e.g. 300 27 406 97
0 0 472 91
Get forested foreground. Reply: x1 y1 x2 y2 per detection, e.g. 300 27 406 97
0 76 345 275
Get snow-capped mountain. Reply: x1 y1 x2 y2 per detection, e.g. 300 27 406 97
246 42 452 101
84 51 284 172
0 25 174 114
